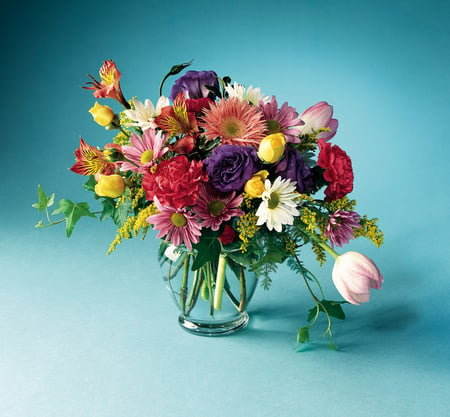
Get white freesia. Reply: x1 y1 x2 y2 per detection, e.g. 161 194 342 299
123 96 170 130
224 82 270 106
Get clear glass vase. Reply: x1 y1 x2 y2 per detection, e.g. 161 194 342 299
159 244 258 336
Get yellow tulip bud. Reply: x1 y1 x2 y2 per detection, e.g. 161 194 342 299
244 170 269 198
257 133 286 163
95 174 125 198
89 102 115 127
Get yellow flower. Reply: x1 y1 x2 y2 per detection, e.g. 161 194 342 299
89 102 115 127
244 170 269 198
95 174 125 198
257 133 286 163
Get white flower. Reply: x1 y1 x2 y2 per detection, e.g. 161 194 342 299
255 177 300 232
224 82 270 106
123 96 169 130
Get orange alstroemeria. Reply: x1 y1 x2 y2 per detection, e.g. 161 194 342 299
83 60 129 108
70 138 116 176
154 93 198 138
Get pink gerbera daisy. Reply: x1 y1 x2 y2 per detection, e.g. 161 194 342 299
146 198 202 251
120 128 168 174
193 184 244 231
259 96 304 143
325 210 361 248
199 97 267 147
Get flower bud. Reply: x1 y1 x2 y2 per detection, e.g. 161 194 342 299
244 170 269 198
257 133 286 163
89 102 115 127
332 251 383 305
95 174 125 198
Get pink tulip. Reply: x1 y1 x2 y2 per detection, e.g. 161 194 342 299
332 251 383 305
299 101 338 141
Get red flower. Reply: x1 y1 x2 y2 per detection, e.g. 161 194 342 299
70 138 116 176
186 97 213 115
318 138 354 201
219 224 236 245
142 155 208 209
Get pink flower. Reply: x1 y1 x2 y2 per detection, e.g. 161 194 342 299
299 101 338 141
193 183 244 231
325 210 361 248
120 128 168 174
259 96 304 143
332 251 383 305
147 198 202 251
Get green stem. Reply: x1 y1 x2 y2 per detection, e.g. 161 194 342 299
293 253 334 346
185 269 204 316
179 254 190 314
207 262 214 317
214 254 227 310
317 241 340 260
238 266 247 313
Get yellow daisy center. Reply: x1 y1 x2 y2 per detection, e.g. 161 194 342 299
208 200 226 217
140 149 154 164
267 192 280 210
267 119 281 134
171 213 187 227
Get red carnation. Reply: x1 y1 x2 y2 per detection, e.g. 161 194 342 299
186 97 213 115
218 224 236 245
142 155 208 209
317 139 354 201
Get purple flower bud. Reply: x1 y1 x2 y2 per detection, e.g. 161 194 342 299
169 70 220 102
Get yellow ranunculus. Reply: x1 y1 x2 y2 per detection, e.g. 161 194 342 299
257 133 286 163
244 170 269 198
95 174 125 198
89 102 115 127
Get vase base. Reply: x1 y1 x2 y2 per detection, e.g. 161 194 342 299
178 312 249 336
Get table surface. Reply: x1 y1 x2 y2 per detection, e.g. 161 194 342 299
1 0 449 416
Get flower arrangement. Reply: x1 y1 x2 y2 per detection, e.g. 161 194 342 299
34 60 384 348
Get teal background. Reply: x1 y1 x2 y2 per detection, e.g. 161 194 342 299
1 0 449 416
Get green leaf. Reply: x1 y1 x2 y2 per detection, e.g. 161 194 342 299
297 327 310 344
100 198 115 222
32 185 55 212
308 300 347 322
111 200 132 227
83 176 97 192
52 199 96 237
191 236 221 271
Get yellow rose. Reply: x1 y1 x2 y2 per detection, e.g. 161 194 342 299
95 174 125 198
89 102 115 127
244 170 269 198
257 133 286 163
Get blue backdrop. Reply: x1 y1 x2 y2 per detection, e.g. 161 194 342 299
1 0 449 416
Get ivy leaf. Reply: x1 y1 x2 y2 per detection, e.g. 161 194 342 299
100 198 115 222
52 199 96 237
83 176 97 192
111 200 132 227
308 300 347 321
32 185 55 212
191 236 221 271
297 327 310 344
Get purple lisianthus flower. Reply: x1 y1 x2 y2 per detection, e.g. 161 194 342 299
203 145 260 192
170 70 220 101
274 146 314 193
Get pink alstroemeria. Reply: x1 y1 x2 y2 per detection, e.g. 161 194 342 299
332 251 383 305
83 60 129 108
299 101 338 141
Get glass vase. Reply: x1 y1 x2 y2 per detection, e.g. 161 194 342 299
159 244 258 336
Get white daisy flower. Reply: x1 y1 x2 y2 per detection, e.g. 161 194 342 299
255 176 300 232
123 96 169 130
224 82 270 106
